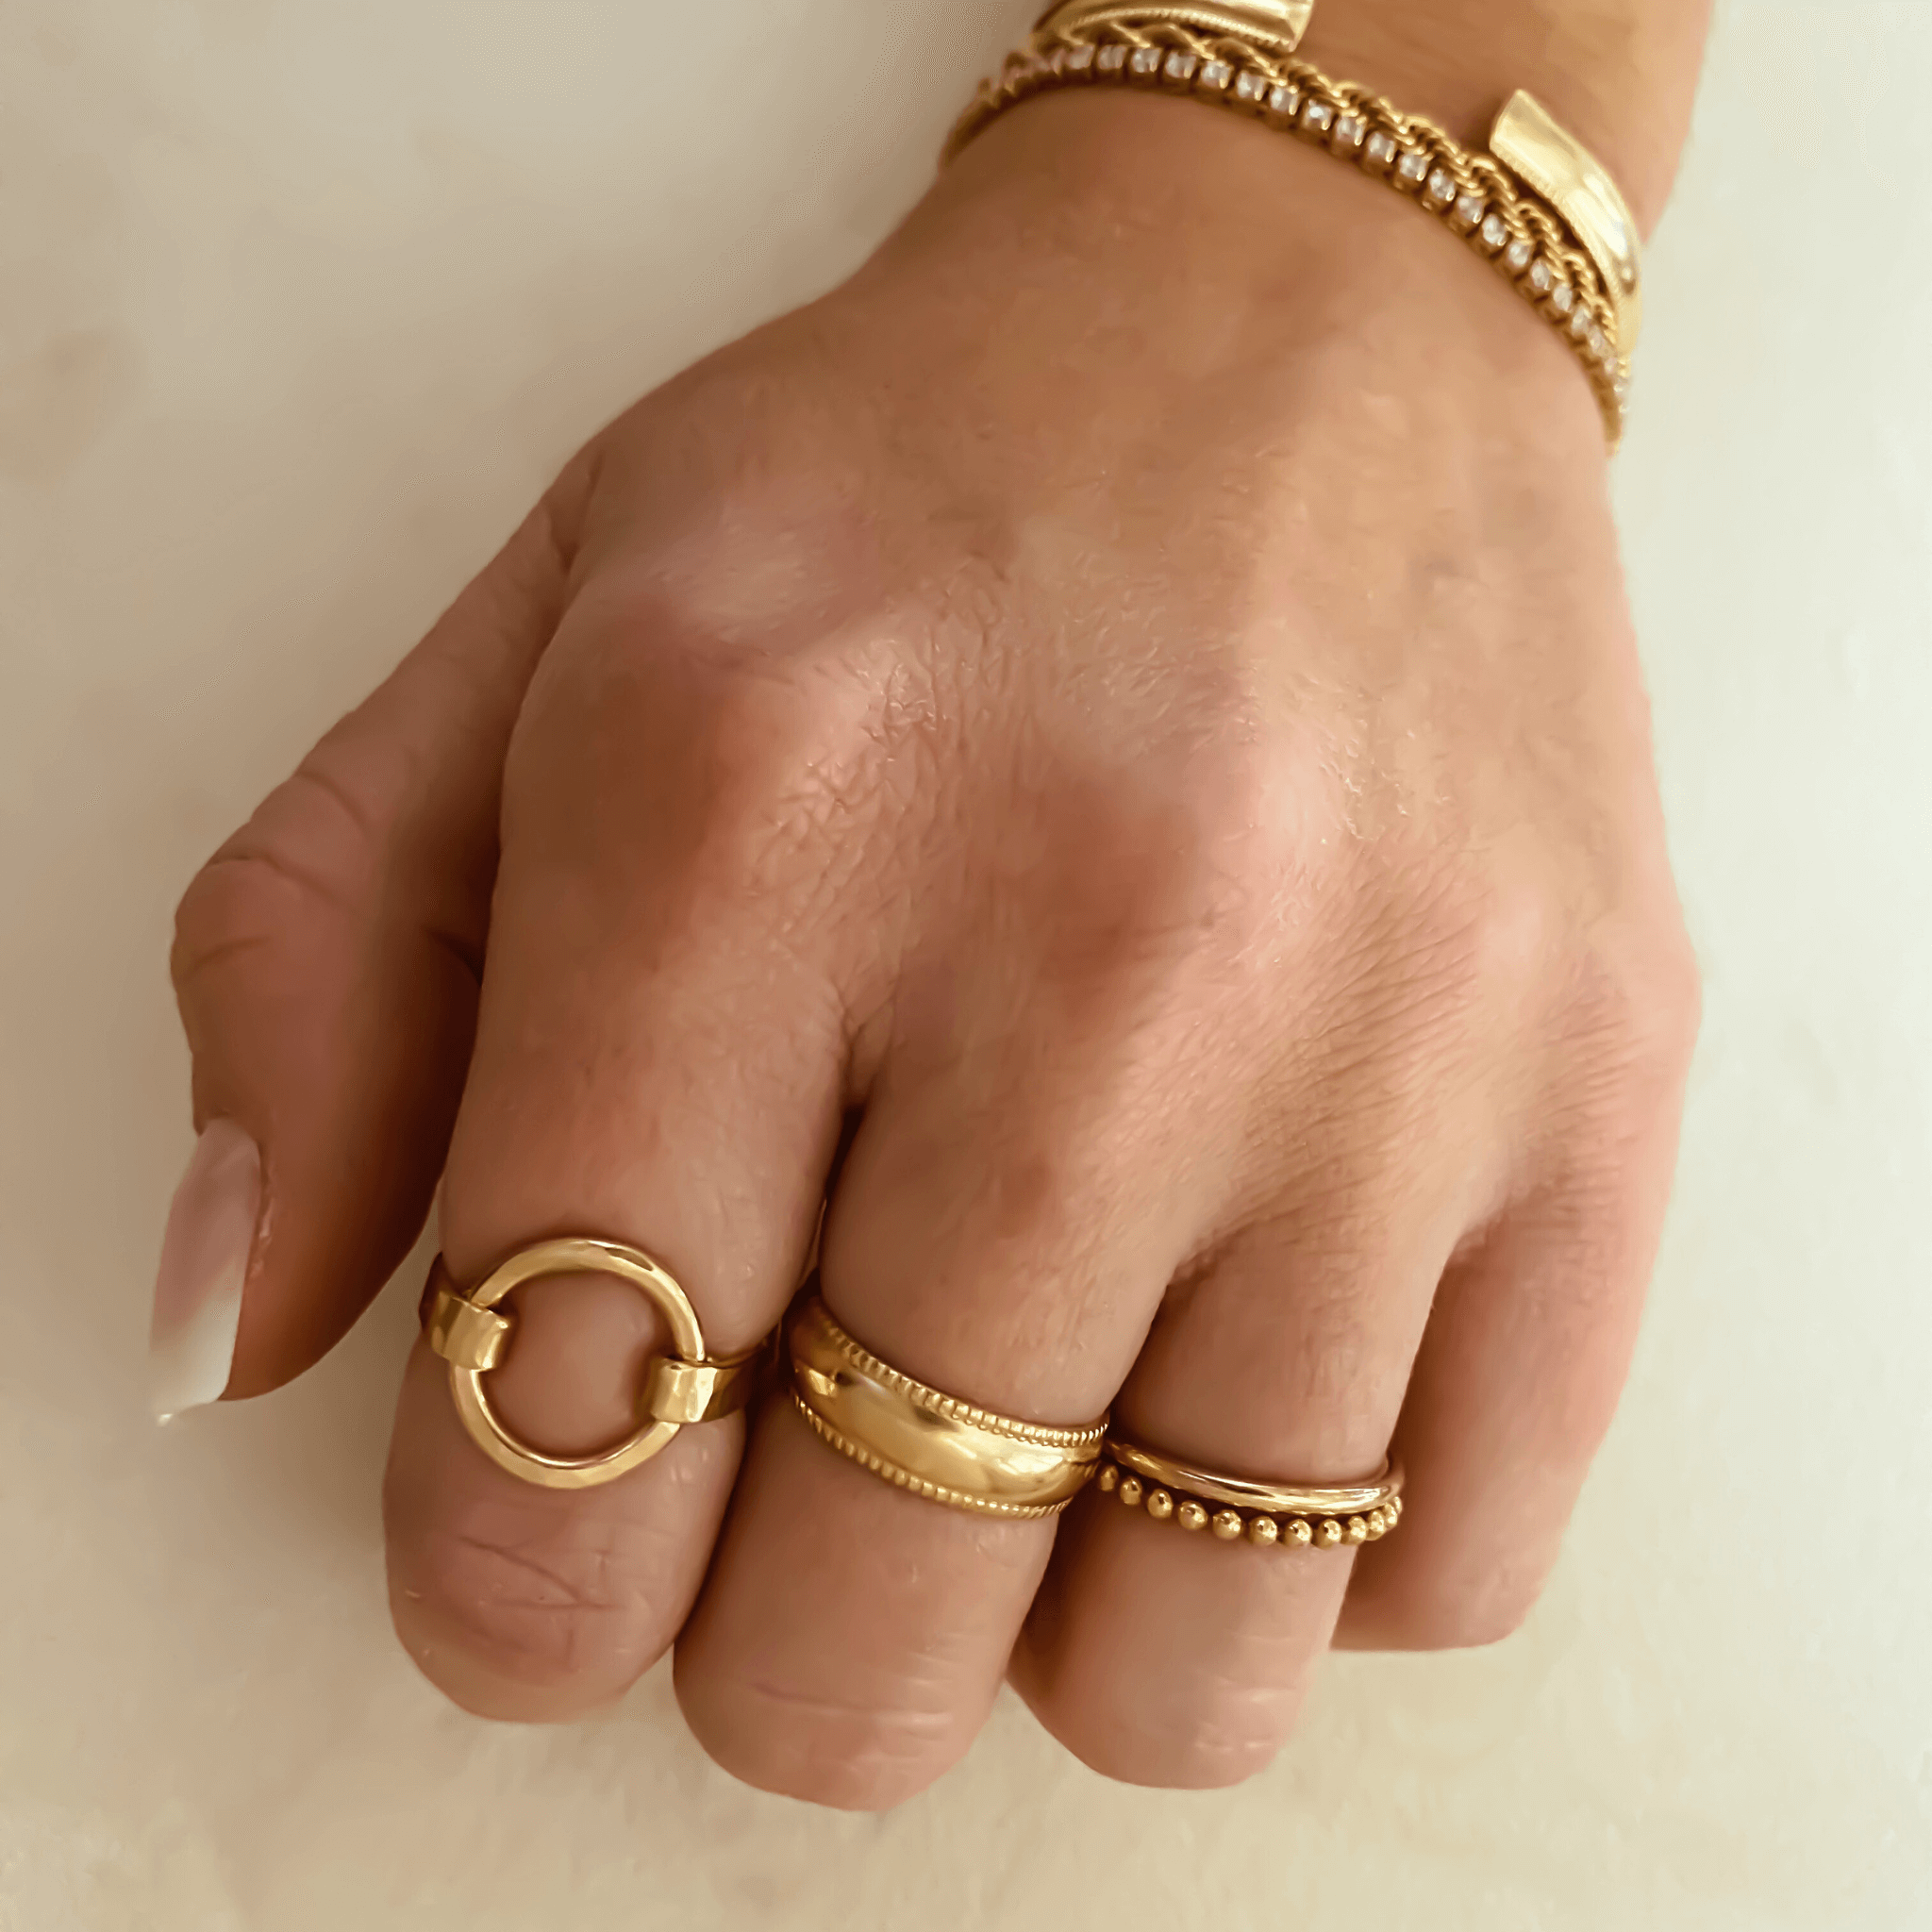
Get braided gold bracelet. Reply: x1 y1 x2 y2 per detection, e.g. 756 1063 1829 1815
945 1 1641 444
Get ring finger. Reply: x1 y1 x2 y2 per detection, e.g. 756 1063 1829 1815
1010 1137 1483 1787
672 863 1232 1807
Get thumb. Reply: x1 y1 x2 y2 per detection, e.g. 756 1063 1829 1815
150 462 590 1419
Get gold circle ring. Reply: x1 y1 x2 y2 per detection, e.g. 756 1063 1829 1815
423 1238 763 1491
787 1292 1108 1518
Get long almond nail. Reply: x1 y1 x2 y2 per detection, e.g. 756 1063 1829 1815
149 1119 262 1422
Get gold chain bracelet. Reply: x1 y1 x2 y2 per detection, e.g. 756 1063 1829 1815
945 3 1641 444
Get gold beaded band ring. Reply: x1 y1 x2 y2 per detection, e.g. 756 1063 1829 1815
946 1 1641 443
788 1292 1108 1518
424 1239 766 1491
1099 1435 1405 1547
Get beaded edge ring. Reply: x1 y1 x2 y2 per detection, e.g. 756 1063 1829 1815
1096 1445 1406 1548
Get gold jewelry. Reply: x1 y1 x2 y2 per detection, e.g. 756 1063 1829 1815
787 1292 1108 1518
423 1238 764 1491
1041 0 1313 45
1099 1434 1405 1546
947 4 1641 443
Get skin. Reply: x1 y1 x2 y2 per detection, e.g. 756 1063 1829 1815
168 3 1709 1807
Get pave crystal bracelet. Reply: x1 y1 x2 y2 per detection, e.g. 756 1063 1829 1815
944 1 1644 445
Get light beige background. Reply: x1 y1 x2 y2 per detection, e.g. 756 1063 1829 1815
3 2 1927 1927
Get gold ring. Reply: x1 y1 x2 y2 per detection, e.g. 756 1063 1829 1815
787 1291 1108 1518
1099 1435 1406 1547
423 1238 763 1491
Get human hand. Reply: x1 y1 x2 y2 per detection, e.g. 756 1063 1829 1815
154 80 1699 1803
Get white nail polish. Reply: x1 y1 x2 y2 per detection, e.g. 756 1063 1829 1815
148 1119 262 1422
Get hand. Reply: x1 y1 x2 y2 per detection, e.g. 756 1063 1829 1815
156 86 1699 1804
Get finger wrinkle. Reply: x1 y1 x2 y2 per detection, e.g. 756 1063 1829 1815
184 843 361 938
1062 1706 1288 1790
445 1531 635 1614
689 1676 964 1808
739 1678 956 1738
406 1523 670 1684
283 753 387 852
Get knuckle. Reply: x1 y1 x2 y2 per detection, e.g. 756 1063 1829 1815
697 662 898 888
1567 910 1705 1095
1468 872 1566 987
531 607 905 905
170 752 383 996
1005 724 1288 980
1392 863 1567 1014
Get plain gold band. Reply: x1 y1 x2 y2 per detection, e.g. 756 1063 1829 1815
1100 1434 1405 1547
787 1293 1108 1518
1107 1441 1401 1516
424 1239 763 1491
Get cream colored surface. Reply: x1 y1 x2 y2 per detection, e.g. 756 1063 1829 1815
3 2 1927 1926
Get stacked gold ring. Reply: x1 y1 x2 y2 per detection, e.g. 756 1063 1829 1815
787 1293 1108 1518
783 1293 1405 1550
1098 1436 1404 1547
427 1246 1412 1553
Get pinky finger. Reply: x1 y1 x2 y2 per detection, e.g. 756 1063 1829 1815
1337 1089 1690 1650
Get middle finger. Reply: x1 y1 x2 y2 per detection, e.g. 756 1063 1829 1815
673 903 1229 1807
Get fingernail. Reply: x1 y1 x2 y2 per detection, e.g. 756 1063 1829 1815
149 1119 262 1423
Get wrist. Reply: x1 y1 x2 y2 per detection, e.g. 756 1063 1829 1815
874 86 1607 461
902 3 1712 453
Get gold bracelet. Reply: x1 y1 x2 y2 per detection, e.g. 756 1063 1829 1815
945 2 1642 445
